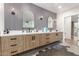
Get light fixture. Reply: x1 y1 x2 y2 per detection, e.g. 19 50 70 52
11 8 14 11
11 8 15 15
58 5 62 9
39 16 43 20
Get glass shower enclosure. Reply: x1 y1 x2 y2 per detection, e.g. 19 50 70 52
64 15 79 46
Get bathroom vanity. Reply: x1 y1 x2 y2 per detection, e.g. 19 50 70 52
0 32 63 56
0 3 63 56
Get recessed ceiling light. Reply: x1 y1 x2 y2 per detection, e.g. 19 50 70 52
58 6 62 9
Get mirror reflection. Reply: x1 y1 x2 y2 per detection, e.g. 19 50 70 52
23 10 34 28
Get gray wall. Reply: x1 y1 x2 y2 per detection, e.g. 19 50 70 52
4 3 57 30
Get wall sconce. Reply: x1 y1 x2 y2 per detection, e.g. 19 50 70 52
39 16 43 20
11 8 15 15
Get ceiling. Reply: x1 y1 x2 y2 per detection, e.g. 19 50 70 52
33 3 79 13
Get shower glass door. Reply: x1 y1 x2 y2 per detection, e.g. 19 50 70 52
64 16 71 45
70 15 78 46
73 21 78 45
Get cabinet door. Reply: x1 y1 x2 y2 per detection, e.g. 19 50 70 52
40 34 47 46
28 35 36 49
49 33 56 43
35 34 40 47
24 35 40 51
17 36 24 53
56 32 63 40
24 35 31 51
28 35 40 49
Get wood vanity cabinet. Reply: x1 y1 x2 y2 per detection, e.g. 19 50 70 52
34 34 40 47
28 35 40 49
23 35 31 51
49 32 63 43
28 35 36 49
39 34 50 46
40 33 55 46
56 32 63 41
24 34 40 51
40 32 63 46
0 32 63 56
0 36 24 56
49 33 57 43
0 38 1 56
18 35 24 53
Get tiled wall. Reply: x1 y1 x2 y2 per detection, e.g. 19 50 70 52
4 3 57 30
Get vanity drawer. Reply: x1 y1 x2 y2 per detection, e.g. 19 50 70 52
1 37 18 49
42 34 50 40
1 36 24 55
44 33 56 39
2 46 19 56
40 34 50 45
49 33 57 43
56 32 63 40
45 34 50 36
8 36 19 44
1 36 18 45
40 38 46 46
43 34 51 37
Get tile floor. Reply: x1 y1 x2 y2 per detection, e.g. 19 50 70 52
16 41 77 56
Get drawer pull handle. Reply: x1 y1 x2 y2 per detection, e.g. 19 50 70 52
46 41 49 43
56 33 58 36
11 44 17 47
11 50 17 53
32 36 35 40
10 38 16 40
46 38 50 39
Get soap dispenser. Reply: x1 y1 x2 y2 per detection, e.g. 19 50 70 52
6 29 9 34
4 29 9 34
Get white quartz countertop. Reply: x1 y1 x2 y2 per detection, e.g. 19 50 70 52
0 31 62 37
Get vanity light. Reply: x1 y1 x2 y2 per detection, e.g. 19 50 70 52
11 8 15 15
40 16 43 20
58 5 62 9
11 8 14 11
